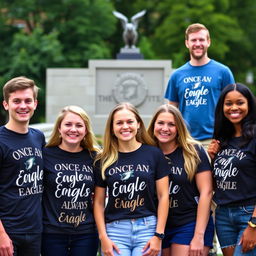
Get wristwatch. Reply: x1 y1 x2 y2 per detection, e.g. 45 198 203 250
248 217 256 228
154 232 165 240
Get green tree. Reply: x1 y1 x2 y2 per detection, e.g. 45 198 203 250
150 0 242 68
111 0 245 70
0 0 116 123
225 0 256 89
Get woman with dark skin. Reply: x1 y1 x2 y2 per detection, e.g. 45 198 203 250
208 83 256 256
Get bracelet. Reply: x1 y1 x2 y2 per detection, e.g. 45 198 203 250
248 221 256 228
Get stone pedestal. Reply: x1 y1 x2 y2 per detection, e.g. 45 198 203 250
117 47 144 59
46 59 172 135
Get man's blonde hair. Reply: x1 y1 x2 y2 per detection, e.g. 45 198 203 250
185 23 210 40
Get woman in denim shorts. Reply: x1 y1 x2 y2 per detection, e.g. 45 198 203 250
208 83 256 256
94 103 169 256
148 104 214 256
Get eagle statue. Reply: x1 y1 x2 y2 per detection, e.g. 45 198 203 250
113 10 146 49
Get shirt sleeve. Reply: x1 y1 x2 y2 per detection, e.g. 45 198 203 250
155 148 171 180
164 72 179 102
221 67 235 89
0 144 3 169
94 164 107 187
196 145 212 173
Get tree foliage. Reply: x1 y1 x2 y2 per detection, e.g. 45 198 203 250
0 0 115 123
111 0 256 89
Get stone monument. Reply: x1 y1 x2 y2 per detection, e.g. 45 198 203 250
46 10 173 135
113 10 146 59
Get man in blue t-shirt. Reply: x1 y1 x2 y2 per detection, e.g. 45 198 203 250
165 23 235 144
0 77 45 256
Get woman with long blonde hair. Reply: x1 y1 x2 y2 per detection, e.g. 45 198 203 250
94 102 169 256
148 104 213 256
41 105 99 256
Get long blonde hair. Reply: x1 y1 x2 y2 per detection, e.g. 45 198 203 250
96 102 154 179
148 104 201 181
46 105 99 153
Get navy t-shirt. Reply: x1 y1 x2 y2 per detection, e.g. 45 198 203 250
0 126 45 234
213 137 256 206
42 146 97 234
95 144 170 223
165 146 211 228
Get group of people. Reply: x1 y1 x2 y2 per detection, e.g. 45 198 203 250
164 23 256 256
0 22 256 256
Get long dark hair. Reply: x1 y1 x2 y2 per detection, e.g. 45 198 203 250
214 83 256 147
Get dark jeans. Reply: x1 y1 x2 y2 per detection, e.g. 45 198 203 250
8 233 41 256
41 233 99 256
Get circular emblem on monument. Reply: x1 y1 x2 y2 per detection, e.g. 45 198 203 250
112 73 148 107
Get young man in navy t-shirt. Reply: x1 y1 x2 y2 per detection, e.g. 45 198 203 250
0 77 45 256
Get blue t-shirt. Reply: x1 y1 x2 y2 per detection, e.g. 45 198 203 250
165 146 211 227
165 60 235 140
42 146 97 234
0 126 45 234
95 144 170 223
213 137 256 206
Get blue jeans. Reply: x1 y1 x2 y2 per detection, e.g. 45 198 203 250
8 233 41 256
41 233 99 256
216 205 256 255
105 215 160 256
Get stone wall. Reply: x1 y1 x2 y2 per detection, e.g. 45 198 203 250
46 59 172 135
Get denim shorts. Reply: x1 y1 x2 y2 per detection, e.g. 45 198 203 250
215 204 256 255
162 216 214 249
106 215 160 256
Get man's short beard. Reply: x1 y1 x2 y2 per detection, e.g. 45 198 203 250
191 49 207 60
